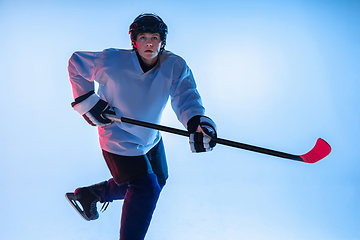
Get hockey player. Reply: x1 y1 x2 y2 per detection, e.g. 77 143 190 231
65 13 217 240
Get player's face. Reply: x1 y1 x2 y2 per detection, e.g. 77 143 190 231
135 32 164 66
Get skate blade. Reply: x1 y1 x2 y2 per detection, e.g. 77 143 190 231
65 193 90 221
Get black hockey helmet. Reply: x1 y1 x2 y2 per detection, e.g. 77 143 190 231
129 13 168 50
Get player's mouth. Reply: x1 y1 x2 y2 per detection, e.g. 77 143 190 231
145 49 153 53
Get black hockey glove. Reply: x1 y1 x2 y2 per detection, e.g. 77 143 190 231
187 115 217 153
72 91 115 127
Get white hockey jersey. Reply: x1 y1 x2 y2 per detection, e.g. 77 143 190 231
68 48 205 156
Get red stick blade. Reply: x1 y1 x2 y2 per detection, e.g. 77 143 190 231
300 138 331 163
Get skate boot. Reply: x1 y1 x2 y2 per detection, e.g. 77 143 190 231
65 181 109 221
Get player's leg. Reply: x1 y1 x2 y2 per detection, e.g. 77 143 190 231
119 173 163 240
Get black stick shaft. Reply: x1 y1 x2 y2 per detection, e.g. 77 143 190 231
115 116 302 161
213 137 302 160
121 117 189 137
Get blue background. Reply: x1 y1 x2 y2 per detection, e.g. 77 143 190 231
1 0 359 239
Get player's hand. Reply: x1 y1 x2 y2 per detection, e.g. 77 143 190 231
83 99 115 127
187 116 217 153
72 91 115 127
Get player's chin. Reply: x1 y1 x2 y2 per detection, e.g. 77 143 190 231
142 52 158 59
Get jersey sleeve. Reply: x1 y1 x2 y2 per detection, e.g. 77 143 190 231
170 58 205 128
68 51 99 99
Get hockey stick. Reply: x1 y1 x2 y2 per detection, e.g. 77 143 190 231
104 114 331 163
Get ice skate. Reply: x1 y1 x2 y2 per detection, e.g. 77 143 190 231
65 181 108 221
